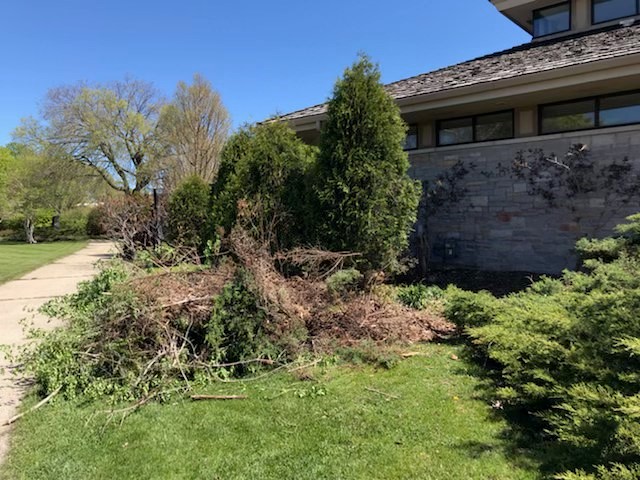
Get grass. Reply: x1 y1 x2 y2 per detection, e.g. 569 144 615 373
1 343 541 480
0 241 88 284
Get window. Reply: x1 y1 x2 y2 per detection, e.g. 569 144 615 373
540 100 596 134
600 92 640 126
437 111 513 146
404 125 418 150
592 0 638 24
540 90 640 134
438 118 473 146
476 111 514 142
533 2 571 37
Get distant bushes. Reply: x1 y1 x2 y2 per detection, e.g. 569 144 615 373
0 206 107 241
444 214 640 479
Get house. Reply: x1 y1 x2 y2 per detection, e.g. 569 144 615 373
281 0 640 273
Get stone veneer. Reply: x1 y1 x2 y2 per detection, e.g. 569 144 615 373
409 125 640 273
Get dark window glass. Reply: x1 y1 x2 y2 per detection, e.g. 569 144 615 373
404 125 418 150
593 0 637 24
438 118 473 146
541 100 596 134
476 111 514 141
533 3 571 37
600 92 640 126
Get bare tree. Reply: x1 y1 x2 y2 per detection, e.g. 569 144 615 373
159 74 230 187
16 78 166 195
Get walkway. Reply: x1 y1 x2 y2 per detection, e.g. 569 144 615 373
0 241 116 463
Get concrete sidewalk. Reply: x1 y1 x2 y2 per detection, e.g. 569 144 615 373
0 241 116 463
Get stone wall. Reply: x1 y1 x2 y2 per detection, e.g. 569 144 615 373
409 125 640 273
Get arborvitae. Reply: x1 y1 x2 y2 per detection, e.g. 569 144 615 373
211 121 317 250
315 55 421 273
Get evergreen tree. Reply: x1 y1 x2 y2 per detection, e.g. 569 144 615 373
315 55 421 272
212 121 317 250
167 175 211 250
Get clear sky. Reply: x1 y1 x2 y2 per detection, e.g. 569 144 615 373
0 0 530 145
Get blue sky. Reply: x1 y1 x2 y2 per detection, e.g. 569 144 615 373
0 0 530 145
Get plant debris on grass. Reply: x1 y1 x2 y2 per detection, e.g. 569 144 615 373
9 226 454 412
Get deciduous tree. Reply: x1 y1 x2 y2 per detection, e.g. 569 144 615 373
16 78 165 195
159 74 230 187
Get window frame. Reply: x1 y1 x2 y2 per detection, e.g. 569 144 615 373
404 124 419 151
591 0 640 25
538 89 640 135
436 109 515 147
532 1 572 38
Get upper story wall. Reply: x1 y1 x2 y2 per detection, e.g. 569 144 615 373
491 0 640 40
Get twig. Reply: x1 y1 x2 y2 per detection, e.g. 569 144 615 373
190 395 247 401
287 359 321 373
210 358 274 368
153 297 211 310
365 387 400 400
2 385 62 426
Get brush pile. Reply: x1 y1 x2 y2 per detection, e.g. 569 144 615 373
18 226 452 403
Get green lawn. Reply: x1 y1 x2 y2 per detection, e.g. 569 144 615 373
1 344 541 480
0 241 88 284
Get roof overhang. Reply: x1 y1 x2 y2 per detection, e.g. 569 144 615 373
288 53 640 130
489 0 568 35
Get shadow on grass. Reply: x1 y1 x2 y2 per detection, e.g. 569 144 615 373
436 337 590 478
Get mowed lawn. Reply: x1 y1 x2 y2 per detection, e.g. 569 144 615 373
0 241 88 284
2 344 541 480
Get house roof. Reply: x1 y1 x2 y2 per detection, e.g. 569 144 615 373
279 24 640 122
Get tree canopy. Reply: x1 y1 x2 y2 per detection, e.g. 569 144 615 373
16 78 166 195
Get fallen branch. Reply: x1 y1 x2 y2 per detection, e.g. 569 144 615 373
209 358 275 368
401 352 422 358
365 387 400 400
190 395 247 401
2 385 62 426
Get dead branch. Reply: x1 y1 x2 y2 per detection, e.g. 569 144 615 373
2 385 62 426
365 387 400 400
190 395 247 401
275 248 361 279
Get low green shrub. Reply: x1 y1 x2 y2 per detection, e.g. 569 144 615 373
444 213 640 477
326 268 363 296
558 464 640 480
395 284 444 310
444 286 501 329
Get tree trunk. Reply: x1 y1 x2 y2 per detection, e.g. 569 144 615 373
24 218 37 244
51 214 61 230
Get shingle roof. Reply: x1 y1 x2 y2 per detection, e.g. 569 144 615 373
279 24 640 122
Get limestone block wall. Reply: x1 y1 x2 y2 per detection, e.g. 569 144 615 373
409 125 640 273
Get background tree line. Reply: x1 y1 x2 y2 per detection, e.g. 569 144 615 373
1 73 230 243
1 55 420 276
